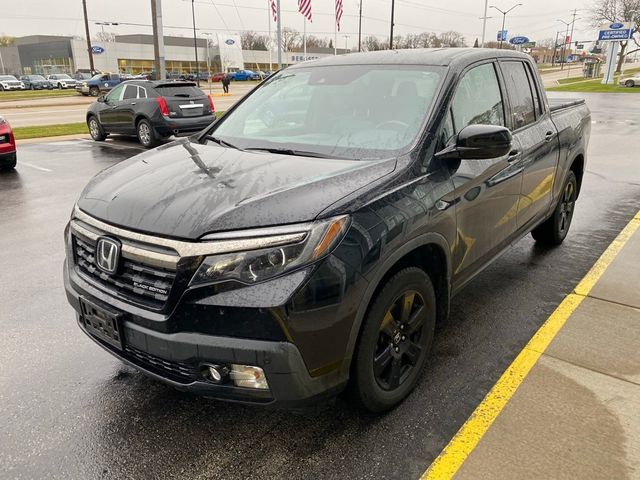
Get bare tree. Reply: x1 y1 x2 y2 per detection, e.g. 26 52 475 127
590 0 640 72
282 27 302 51
240 31 270 51
93 31 116 42
0 36 15 46
536 37 556 49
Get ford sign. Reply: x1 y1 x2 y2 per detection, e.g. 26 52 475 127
225 39 235 45
509 36 530 45
91 46 105 54
610 23 624 29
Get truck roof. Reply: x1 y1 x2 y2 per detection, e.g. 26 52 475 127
290 47 532 69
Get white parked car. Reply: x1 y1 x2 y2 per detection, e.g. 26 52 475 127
0 75 25 91
46 74 80 89
619 73 640 87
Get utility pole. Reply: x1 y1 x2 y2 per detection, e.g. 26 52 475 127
358 1 363 52
491 3 523 49
151 0 166 80
276 0 282 68
191 0 200 86
389 0 395 50
82 0 95 73
552 30 560 67
481 0 489 47
567 9 578 77
558 18 571 71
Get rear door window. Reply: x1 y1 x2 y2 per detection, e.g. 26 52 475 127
122 85 137 100
500 61 536 129
137 86 147 99
523 63 543 116
155 85 203 98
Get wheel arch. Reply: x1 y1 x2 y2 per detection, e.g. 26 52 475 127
342 233 452 375
569 153 585 197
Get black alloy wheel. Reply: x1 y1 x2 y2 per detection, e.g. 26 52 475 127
531 171 578 246
374 290 427 391
351 267 436 412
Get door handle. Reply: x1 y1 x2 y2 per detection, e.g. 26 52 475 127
545 131 554 142
131 102 136 105
507 149 521 162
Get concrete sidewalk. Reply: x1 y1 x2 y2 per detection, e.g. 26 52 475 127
453 214 640 479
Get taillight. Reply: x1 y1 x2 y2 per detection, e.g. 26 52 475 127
208 94 215 113
156 97 169 117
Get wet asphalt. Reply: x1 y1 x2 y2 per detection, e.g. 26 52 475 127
1 93 639 480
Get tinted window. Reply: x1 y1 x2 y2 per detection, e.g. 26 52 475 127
524 63 543 116
501 61 536 129
106 84 124 102
122 85 137 100
155 85 203 97
138 86 147 99
451 63 504 133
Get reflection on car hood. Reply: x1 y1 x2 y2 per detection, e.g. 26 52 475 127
78 138 397 239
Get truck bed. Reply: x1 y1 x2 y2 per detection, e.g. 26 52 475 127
549 97 586 112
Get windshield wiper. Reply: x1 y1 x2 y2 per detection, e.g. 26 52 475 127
244 147 344 159
204 135 245 151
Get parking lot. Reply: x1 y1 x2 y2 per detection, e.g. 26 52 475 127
0 91 638 479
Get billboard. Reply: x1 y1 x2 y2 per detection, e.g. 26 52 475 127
216 34 244 70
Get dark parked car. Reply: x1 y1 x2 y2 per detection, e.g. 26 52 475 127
0 115 17 171
65 49 590 412
20 75 54 90
86 80 215 147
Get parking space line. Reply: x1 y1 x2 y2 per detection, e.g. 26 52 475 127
19 162 52 172
420 210 640 480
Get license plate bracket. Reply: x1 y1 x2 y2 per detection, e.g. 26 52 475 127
79 297 125 351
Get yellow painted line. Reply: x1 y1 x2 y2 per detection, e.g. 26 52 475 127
421 210 640 480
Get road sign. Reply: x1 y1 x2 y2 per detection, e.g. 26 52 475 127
91 46 105 54
509 36 530 45
598 22 634 41
497 30 508 42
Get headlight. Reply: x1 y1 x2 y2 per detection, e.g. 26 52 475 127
190 215 349 287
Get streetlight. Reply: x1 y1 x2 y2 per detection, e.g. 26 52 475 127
202 32 212 95
557 19 571 71
490 3 523 49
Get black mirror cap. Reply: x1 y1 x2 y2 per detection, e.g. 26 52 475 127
436 124 513 161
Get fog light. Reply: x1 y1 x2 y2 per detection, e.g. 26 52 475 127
201 364 229 384
230 364 269 390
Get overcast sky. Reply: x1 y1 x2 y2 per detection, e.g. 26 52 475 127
3 0 597 47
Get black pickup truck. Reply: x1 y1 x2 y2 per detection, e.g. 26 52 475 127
64 49 590 412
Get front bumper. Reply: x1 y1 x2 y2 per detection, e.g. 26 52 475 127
1 85 23 90
64 260 348 408
153 115 215 137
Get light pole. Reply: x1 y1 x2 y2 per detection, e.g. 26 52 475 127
358 1 363 52
202 32 212 94
557 19 571 71
490 3 523 49
190 0 200 87
481 0 489 47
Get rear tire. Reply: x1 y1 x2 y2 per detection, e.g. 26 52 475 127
531 171 577 246
88 116 107 141
351 267 436 413
625 80 635 87
136 119 159 148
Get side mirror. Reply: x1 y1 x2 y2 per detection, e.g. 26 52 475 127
435 124 512 161
97 95 105 103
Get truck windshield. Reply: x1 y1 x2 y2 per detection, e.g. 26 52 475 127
208 64 444 160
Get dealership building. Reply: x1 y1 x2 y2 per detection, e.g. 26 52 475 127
0 34 348 77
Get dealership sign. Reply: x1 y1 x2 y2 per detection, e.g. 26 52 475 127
598 22 635 41
91 46 105 54
497 30 508 41
509 36 530 45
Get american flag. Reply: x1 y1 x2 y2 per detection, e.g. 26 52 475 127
298 0 312 22
335 0 343 32
270 0 277 22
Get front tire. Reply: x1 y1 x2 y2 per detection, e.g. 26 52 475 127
625 80 635 88
58 83 63 90
136 119 159 148
351 267 436 413
89 86 99 97
531 171 577 246
88 116 107 141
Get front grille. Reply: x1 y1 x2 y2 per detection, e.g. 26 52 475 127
73 235 177 310
125 345 199 383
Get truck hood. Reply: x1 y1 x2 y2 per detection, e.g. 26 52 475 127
78 138 396 239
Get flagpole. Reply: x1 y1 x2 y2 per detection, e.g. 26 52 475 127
334 12 337 54
276 0 282 68
267 0 272 71
303 17 307 60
